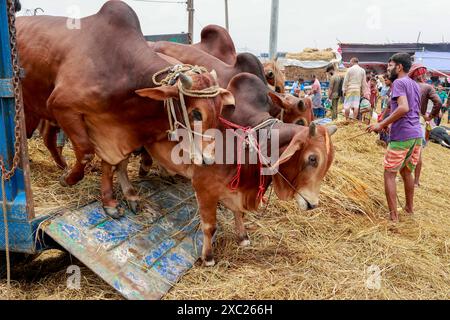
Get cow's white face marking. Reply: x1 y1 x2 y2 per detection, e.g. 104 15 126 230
239 239 251 247
295 194 308 210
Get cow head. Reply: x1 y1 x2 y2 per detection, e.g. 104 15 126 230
268 92 313 126
263 60 286 94
271 123 337 210
135 69 234 164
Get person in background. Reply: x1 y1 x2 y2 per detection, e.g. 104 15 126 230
342 57 369 121
311 74 323 118
367 53 423 222
435 84 449 126
380 74 391 110
326 65 343 120
367 77 379 124
290 77 305 97
408 63 442 188
377 77 392 147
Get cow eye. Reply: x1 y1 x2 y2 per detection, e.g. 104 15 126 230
296 119 306 126
308 154 318 167
192 109 203 121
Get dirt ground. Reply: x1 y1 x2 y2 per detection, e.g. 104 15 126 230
1 116 449 300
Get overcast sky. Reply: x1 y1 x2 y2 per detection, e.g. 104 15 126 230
17 0 450 53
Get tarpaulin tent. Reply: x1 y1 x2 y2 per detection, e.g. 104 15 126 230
415 51 450 76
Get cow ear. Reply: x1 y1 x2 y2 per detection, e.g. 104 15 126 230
297 99 306 112
269 132 303 170
135 86 179 101
219 88 235 106
327 125 338 136
268 91 288 110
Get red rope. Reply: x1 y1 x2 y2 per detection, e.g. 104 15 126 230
219 116 267 204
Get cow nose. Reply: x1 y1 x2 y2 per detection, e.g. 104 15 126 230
307 202 318 210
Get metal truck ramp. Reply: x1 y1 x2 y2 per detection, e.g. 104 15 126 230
43 178 203 300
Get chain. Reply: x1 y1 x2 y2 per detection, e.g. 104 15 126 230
0 0 23 181
2 0 23 301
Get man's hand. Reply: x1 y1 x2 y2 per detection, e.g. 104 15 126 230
423 114 432 122
367 123 384 133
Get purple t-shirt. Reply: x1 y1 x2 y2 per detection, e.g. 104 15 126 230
389 76 422 141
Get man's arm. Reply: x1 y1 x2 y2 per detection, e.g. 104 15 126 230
367 96 409 133
361 71 369 99
342 72 349 96
328 77 335 98
426 86 442 120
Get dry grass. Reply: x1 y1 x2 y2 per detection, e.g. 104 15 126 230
286 48 336 61
1 121 450 300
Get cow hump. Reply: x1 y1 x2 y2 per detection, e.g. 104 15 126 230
97 1 142 33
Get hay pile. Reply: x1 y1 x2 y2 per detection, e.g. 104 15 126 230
1 119 450 299
286 48 336 61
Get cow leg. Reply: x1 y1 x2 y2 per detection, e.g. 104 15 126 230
101 160 123 219
116 158 140 214
195 191 219 267
52 110 95 186
42 123 68 170
233 211 250 247
139 149 153 177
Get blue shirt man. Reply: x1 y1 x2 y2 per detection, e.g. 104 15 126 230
290 78 305 96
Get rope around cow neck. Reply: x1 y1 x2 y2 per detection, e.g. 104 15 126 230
153 64 221 161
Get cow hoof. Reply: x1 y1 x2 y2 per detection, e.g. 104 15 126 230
239 239 251 247
126 200 139 214
59 174 70 187
203 259 216 267
103 206 124 219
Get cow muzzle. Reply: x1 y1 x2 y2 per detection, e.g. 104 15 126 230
295 194 319 211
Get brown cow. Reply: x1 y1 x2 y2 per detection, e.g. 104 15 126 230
134 42 310 178
17 1 234 217
126 73 337 265
269 95 314 126
263 60 286 94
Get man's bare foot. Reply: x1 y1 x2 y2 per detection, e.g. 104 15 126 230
414 182 420 188
404 207 414 216
388 211 399 222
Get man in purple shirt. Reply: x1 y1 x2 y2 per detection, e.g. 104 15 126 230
367 53 422 222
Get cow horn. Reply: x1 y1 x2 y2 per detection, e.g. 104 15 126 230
327 125 338 136
179 73 193 89
211 69 218 82
309 122 317 137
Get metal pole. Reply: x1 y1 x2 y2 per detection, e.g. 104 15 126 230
224 0 229 31
269 0 279 60
187 0 194 44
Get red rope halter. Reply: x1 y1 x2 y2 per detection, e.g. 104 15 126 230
219 116 267 204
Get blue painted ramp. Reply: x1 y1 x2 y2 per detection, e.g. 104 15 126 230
43 178 203 300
